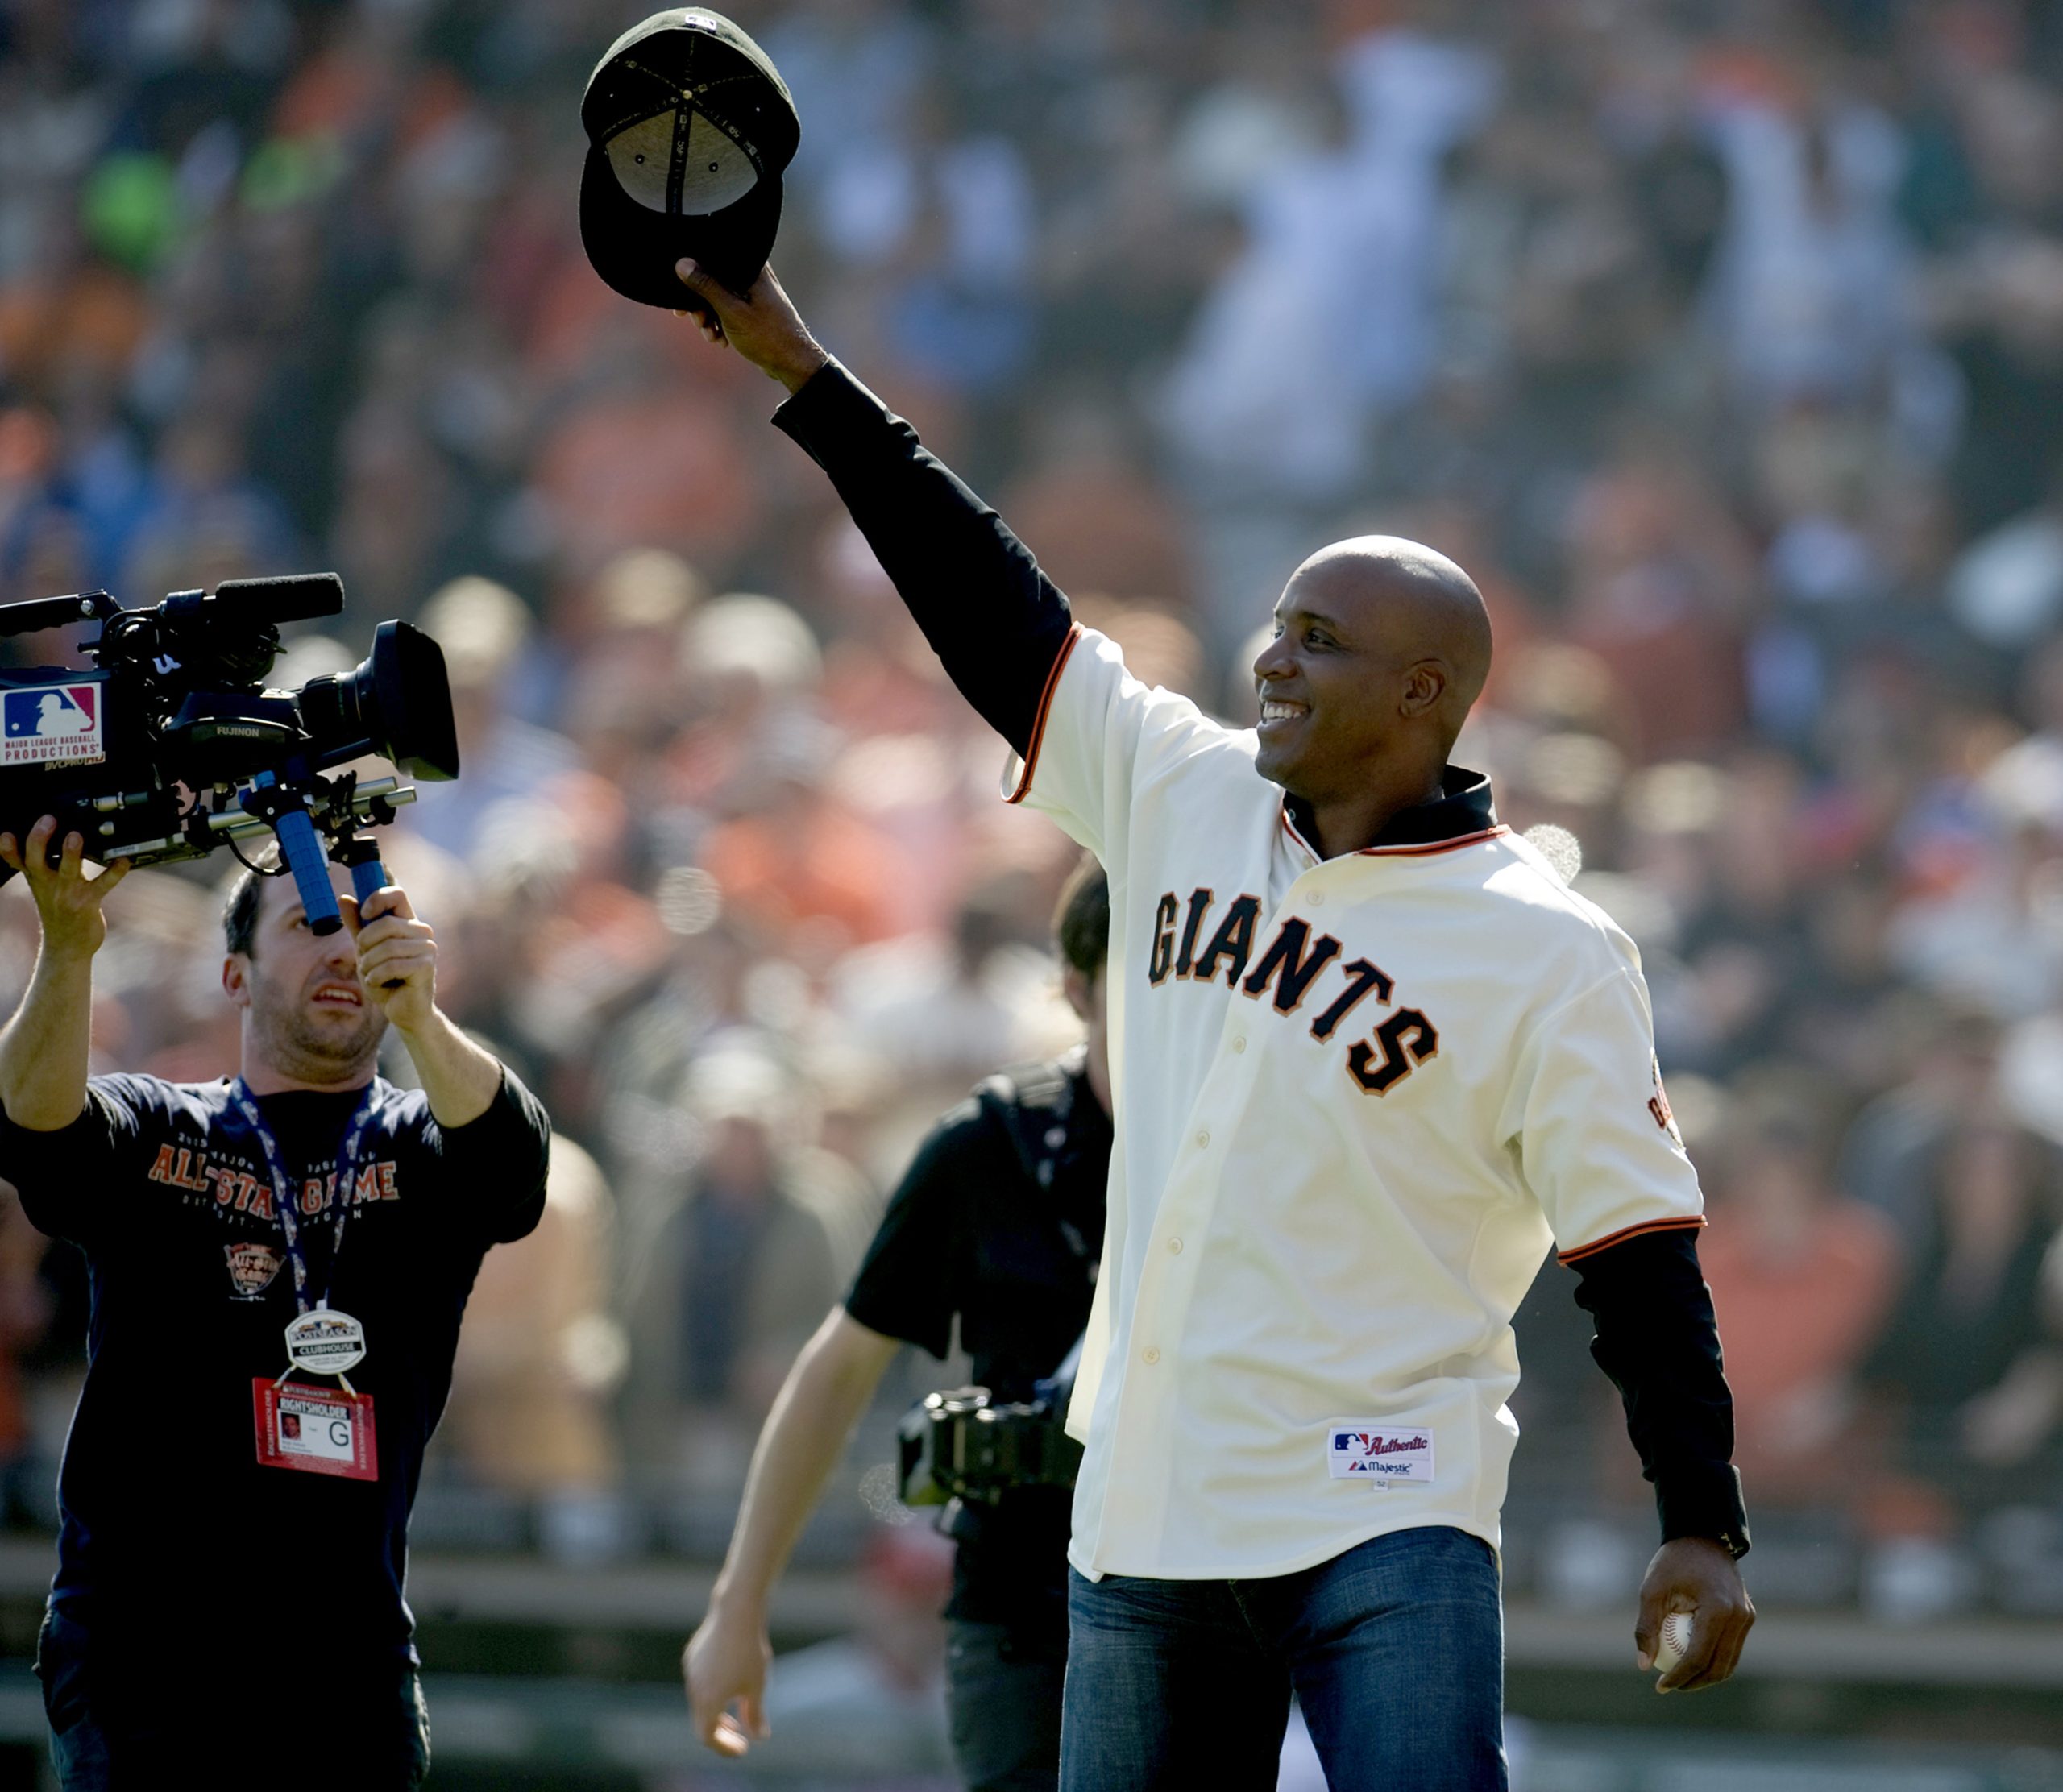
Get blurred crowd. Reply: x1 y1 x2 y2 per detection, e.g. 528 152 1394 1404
6 0 2063 1619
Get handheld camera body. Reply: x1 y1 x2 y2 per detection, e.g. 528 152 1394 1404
0 575 458 930
897 1383 1085 1510
899 1331 1087 1512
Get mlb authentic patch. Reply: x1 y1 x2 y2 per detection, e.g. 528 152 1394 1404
226 1241 284 1299
1328 1425 1434 1486
2 682 103 768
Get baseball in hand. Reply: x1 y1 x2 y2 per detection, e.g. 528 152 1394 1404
1652 1609 1693 1675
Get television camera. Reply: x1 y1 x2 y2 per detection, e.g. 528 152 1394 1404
897 1337 1085 1510
0 574 458 935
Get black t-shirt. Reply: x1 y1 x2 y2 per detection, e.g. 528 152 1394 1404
845 1051 1109 1635
0 1069 550 1688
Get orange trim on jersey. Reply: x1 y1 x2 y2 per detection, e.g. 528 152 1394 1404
1555 1213 1707 1267
1006 623 1085 805
1280 816 1508 860
1280 809 1322 863
1357 824 1512 859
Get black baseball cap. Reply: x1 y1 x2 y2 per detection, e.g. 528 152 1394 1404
579 9 799 306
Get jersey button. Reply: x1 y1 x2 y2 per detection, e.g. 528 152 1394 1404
1231 1036 1247 1053
1142 1346 1160 1365
1195 1130 1210 1148
1168 1237 1183 1255
1310 891 1326 906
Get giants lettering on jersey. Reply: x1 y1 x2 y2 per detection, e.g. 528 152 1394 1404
1148 890 1442 1096
145 1145 402 1216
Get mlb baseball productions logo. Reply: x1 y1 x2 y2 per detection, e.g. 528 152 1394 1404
2 682 103 768
1328 1426 1434 1486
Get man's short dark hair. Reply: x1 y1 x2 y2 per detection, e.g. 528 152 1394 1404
222 848 283 958
1053 853 1109 981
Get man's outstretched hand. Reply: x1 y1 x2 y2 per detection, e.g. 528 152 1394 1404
1635 1536 1755 1693
0 816 130 962
673 260 830 395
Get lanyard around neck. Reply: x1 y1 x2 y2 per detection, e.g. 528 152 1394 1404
230 1080 380 1317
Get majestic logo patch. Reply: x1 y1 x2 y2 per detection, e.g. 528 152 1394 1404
1328 1425 1435 1485
226 1241 284 1299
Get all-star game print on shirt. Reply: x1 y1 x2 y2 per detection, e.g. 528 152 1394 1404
0 1071 549 1668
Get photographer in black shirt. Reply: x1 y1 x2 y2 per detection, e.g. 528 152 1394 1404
685 857 1111 1792
0 815 550 1789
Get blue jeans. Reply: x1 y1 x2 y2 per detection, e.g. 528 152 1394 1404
946 1619 1065 1791
1061 1526 1506 1792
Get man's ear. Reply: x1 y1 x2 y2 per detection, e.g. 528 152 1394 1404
222 953 251 1010
1061 964 1092 1023
1401 659 1449 720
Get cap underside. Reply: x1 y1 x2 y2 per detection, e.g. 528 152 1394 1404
603 106 760 216
579 139 780 305
579 11 797 308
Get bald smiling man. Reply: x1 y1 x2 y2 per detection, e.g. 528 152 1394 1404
675 263 1753 1792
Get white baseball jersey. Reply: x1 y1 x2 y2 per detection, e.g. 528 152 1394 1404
1007 627 1706 1582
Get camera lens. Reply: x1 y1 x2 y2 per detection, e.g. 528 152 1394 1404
293 622 459 782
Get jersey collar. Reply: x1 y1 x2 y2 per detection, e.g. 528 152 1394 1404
1283 765 1500 861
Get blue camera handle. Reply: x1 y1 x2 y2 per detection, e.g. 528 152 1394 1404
251 772 344 936
349 852 388 910
335 837 405 989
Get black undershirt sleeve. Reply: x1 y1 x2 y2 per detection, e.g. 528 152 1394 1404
1571 1227 1751 1557
771 362 1076 758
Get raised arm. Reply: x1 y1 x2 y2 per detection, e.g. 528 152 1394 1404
683 1307 901 1757
346 883 500 1127
674 261 1075 757
0 818 130 1131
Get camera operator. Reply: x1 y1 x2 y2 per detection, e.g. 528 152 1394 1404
0 815 550 1790
685 857 1111 1792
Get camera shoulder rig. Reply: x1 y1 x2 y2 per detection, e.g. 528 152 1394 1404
0 575 458 933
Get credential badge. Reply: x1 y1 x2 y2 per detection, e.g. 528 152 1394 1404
284 1308 367 1377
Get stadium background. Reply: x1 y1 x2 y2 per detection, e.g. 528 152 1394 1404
5 0 2063 1785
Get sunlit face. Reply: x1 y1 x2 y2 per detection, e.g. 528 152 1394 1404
223 869 384 1083
1251 566 1416 801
